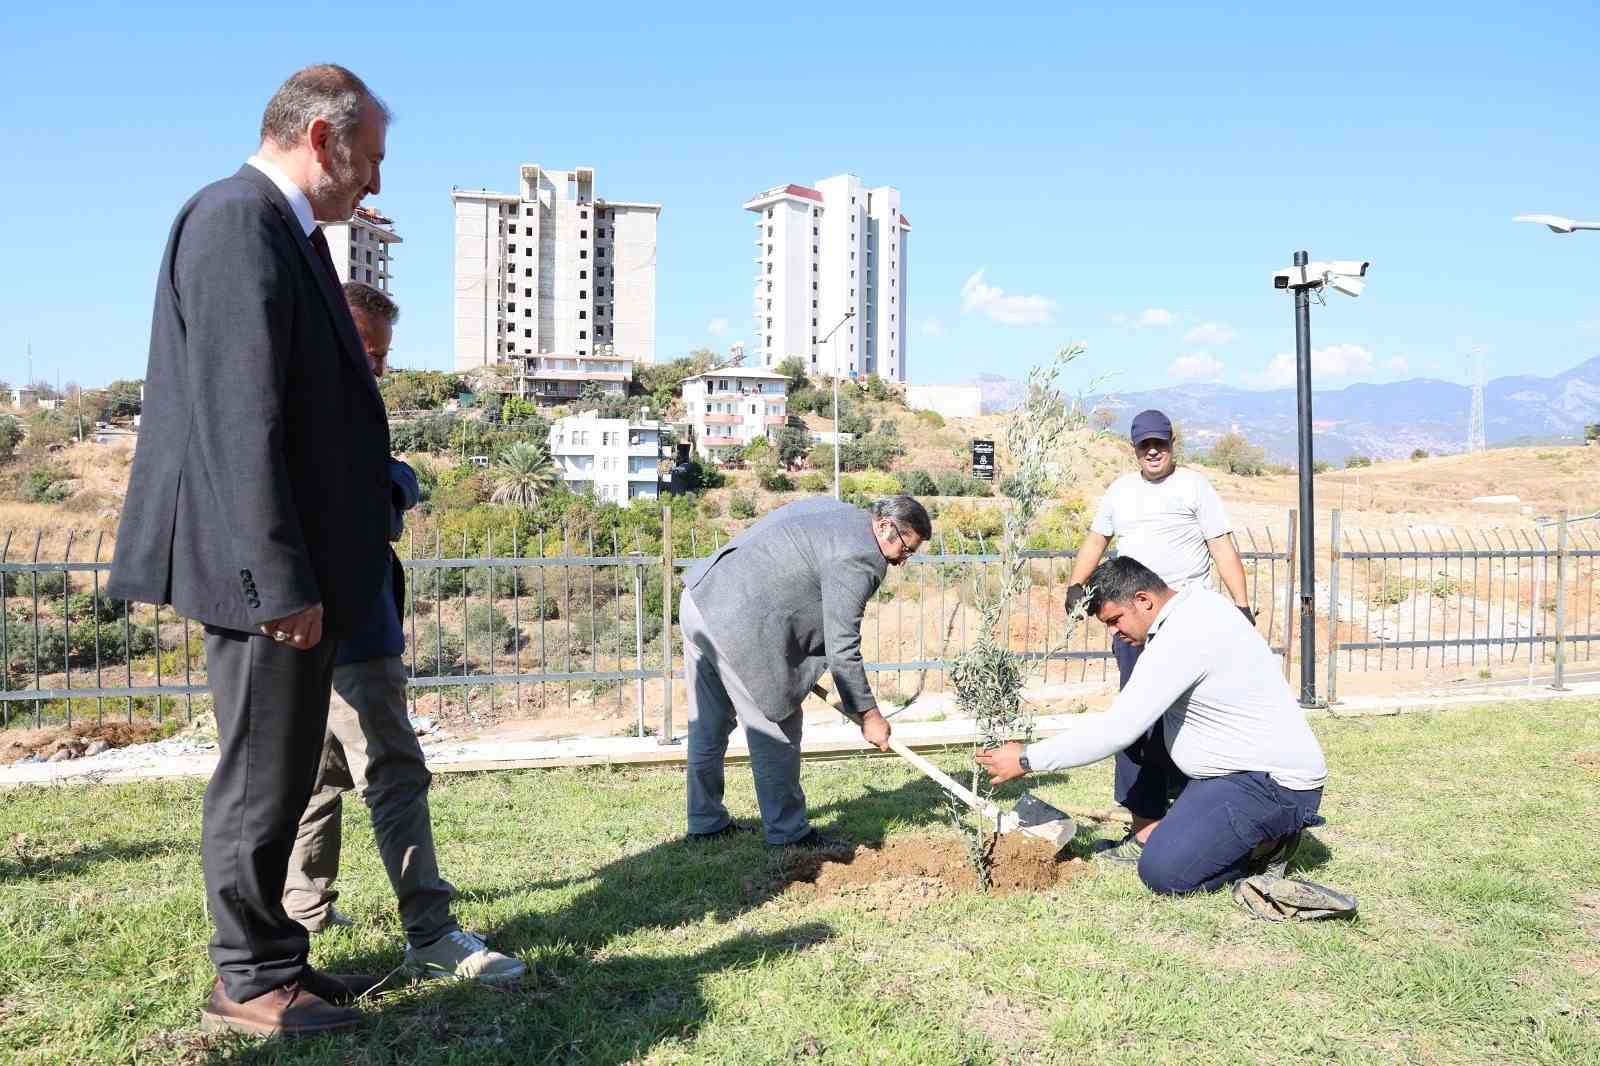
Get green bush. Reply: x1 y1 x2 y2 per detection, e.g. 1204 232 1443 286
915 409 945 429
729 492 757 519
755 462 794 492
464 603 518 654
1345 455 1373 469
1 570 68 598
1410 448 1429 461
20 463 73 504
840 471 900 496
896 469 937 496
67 591 121 625
798 472 829 493
700 496 722 518
0 415 22 460
934 471 992 497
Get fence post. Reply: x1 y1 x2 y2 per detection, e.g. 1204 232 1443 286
633 562 646 737
1325 510 1342 705
1552 510 1569 691
1282 510 1297 681
659 505 678 744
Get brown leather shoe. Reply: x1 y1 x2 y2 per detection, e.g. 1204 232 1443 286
299 967 381 1006
199 978 360 1036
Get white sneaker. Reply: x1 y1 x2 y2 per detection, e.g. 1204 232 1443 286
405 929 526 983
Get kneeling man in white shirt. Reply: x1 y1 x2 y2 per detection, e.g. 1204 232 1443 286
977 556 1327 894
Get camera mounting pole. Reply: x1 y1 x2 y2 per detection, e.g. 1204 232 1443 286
1292 250 1318 706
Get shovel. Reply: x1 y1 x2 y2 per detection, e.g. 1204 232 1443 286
809 681 1075 848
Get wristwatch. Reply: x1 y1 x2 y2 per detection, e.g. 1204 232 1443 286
1018 750 1031 774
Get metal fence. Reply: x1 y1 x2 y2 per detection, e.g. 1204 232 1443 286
0 515 1295 735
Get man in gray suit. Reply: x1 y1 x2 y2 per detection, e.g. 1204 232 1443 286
109 65 393 1036
681 495 931 847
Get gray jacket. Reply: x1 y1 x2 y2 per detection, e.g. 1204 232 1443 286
683 497 887 721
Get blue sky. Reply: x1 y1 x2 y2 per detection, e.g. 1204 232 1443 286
3 1 1598 397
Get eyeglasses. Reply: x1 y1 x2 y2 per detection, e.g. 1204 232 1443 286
886 523 920 557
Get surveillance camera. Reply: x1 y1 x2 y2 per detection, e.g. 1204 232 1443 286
1272 265 1324 290
1329 276 1365 298
1327 260 1370 277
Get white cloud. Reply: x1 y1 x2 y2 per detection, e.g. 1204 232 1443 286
1182 321 1238 346
960 269 1057 326
1383 355 1410 374
1167 351 1225 382
1111 308 1176 329
921 317 945 337
707 318 729 337
1254 343 1376 388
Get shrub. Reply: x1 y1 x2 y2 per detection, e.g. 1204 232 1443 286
20 462 73 504
1410 448 1429 461
936 501 1003 540
856 434 905 471
1345 455 1373 469
699 496 722 518
798 472 829 493
1 570 67 597
464 603 517 654
896 469 937 496
775 425 811 465
1312 460 1331 474
0 416 22 460
682 458 724 491
1205 432 1267 476
840 471 900 497
915 409 945 429
755 462 794 492
729 492 757 519
411 623 463 675
67 591 121 625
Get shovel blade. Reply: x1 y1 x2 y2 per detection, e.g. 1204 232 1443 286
1012 792 1076 848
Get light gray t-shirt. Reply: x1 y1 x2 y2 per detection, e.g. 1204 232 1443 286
1091 467 1231 590
1026 586 1327 790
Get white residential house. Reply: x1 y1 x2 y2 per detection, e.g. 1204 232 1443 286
548 409 667 503
680 366 791 464
452 165 659 372
323 205 400 293
742 173 909 382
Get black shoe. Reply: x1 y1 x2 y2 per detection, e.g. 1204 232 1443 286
299 967 381 1006
1248 831 1303 879
686 820 758 843
781 828 852 852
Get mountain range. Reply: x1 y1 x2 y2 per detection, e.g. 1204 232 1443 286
970 355 1600 463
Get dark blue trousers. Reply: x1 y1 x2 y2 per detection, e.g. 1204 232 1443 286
1111 639 1184 820
1138 771 1323 894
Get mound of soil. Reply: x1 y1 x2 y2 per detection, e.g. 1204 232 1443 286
0 720 163 765
785 832 1088 908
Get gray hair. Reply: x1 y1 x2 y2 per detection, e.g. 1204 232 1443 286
870 495 932 540
260 64 391 149
343 281 399 324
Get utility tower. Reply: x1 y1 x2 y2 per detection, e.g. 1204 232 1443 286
1467 348 1487 453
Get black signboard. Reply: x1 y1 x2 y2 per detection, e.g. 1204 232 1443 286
971 438 995 480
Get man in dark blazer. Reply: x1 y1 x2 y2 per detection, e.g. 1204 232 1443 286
109 65 393 1036
680 494 930 847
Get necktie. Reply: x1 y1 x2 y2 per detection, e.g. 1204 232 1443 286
308 226 342 287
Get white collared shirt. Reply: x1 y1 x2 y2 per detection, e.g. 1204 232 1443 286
1025 585 1328 790
246 155 316 237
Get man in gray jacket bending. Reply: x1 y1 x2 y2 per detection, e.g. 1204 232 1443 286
681 495 930 846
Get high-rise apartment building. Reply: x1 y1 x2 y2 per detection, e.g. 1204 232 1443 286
323 205 400 293
452 165 660 372
742 174 909 382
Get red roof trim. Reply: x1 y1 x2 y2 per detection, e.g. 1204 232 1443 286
899 214 911 229
785 184 823 203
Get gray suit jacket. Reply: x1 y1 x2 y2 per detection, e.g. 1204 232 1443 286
107 166 390 637
683 497 887 721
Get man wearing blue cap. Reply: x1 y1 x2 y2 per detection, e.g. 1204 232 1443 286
1064 408 1254 865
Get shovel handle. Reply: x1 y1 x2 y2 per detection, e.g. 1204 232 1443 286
811 681 1000 821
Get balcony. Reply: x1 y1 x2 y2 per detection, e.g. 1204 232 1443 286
764 416 788 427
703 436 740 447
703 413 740 426
628 468 661 481
627 439 659 455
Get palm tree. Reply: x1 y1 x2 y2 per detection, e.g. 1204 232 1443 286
490 440 558 507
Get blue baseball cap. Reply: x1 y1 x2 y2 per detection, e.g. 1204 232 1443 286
1129 409 1173 445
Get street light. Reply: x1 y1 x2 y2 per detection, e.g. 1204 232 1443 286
818 310 856 499
1513 213 1600 235
1273 252 1371 708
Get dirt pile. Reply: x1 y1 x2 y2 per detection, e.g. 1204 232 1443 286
785 832 1089 909
1 720 162 765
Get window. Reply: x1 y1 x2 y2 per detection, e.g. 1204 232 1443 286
525 288 532 297
525 268 532 277
750 405 757 415
579 330 587 339
580 209 588 218
598 228 607 238
524 329 532 338
596 325 604 336
812 245 818 253
366 250 373 264
766 281 773 292
767 244 773 255
507 244 516 254
767 226 773 237
766 317 772 328
579 250 587 259
812 318 817 327
597 286 605 297
579 290 587 299
766 263 772 274
581 230 588 238
579 310 587 319
766 300 771 310
507 303 516 312
365 269 372 282
580 269 587 279
766 208 773 218
524 309 532 318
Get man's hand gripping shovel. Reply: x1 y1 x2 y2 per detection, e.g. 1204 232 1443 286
809 681 1075 848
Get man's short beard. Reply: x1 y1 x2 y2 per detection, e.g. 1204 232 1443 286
309 134 362 219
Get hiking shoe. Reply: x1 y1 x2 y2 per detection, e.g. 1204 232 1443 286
686 820 759 843
405 930 526 983
1091 834 1144 865
1248 831 1302 879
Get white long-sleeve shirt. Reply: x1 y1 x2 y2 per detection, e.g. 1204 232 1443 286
1026 585 1328 790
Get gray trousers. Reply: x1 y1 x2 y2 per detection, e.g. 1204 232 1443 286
681 591 809 845
282 656 458 946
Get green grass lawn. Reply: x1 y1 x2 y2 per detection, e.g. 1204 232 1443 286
2 700 1598 1065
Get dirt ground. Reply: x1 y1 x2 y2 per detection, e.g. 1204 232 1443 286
784 832 1089 908
0 719 165 764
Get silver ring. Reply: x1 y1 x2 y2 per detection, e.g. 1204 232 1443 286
273 630 289 643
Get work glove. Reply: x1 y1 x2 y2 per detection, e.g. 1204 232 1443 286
1064 583 1088 614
